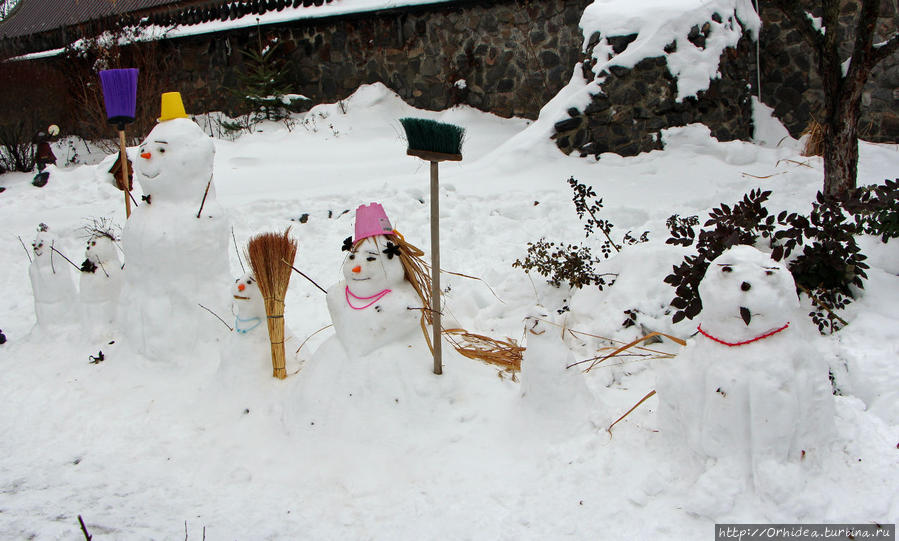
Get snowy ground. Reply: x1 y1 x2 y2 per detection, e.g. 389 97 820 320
0 83 897 539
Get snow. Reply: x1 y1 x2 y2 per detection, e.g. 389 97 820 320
579 0 760 101
0 81 897 538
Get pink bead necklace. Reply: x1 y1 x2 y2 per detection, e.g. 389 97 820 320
345 286 392 310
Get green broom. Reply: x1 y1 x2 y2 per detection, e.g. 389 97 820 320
399 118 464 376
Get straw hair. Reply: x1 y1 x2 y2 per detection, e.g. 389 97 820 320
352 233 523 370
246 228 297 379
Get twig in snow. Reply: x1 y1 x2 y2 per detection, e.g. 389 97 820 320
18 236 32 263
78 515 92 541
282 259 327 294
198 303 233 332
50 244 81 272
196 178 212 218
232 227 246 273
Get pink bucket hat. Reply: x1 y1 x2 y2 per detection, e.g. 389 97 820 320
354 202 394 242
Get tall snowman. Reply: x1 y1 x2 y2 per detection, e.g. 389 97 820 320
325 203 425 357
118 92 231 361
28 223 77 327
657 245 834 511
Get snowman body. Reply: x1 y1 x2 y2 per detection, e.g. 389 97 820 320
326 236 424 357
519 315 596 438
79 234 123 334
28 228 77 327
658 246 833 493
119 118 231 361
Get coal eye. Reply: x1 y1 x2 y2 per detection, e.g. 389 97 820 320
247 279 253 284
158 148 166 153
721 266 732 273
366 256 376 262
765 270 774 276
348 254 355 260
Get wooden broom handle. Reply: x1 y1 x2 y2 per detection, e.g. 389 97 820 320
118 130 131 218
430 160 442 375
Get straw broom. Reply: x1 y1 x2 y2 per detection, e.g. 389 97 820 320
246 228 297 379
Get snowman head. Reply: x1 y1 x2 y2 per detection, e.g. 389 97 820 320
31 223 51 258
135 118 214 204
232 272 266 320
84 232 118 265
342 235 407 297
698 245 798 339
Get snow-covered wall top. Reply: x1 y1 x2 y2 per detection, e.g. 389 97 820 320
580 0 760 101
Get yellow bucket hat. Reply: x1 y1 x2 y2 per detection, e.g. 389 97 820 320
158 91 190 122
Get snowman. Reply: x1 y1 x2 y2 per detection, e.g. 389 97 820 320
79 224 123 337
325 203 425 357
657 245 834 512
118 92 231 361
519 312 597 439
28 223 77 327
232 272 266 337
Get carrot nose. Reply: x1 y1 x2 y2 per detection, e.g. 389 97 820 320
238 283 246 292
140 152 151 159
352 265 361 273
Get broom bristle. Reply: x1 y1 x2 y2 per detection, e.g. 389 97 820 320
99 68 139 124
246 228 297 379
399 117 465 157
246 228 297 299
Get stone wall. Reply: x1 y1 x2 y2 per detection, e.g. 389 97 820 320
143 0 591 121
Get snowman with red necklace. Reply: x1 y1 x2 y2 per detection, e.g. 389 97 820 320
657 245 834 513
325 203 424 357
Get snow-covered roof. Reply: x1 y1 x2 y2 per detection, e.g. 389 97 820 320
1 0 464 57
0 0 184 40
0 0 458 43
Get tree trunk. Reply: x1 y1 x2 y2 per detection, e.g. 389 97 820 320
822 105 860 196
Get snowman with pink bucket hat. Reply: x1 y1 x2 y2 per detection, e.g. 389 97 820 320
325 203 427 357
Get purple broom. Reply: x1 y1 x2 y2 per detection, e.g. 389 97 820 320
99 68 139 218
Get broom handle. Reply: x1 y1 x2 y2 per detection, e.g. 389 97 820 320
118 130 131 218
430 160 442 375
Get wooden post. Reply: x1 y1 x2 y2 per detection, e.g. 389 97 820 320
430 160 442 375
118 130 131 218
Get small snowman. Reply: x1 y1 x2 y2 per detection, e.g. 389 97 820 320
232 272 266 336
519 312 597 439
325 203 425 357
28 223 77 327
219 271 299 383
79 222 123 337
657 245 834 512
119 92 231 361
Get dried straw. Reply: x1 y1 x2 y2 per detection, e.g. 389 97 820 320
351 233 524 371
443 328 524 371
801 119 825 157
246 228 297 379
